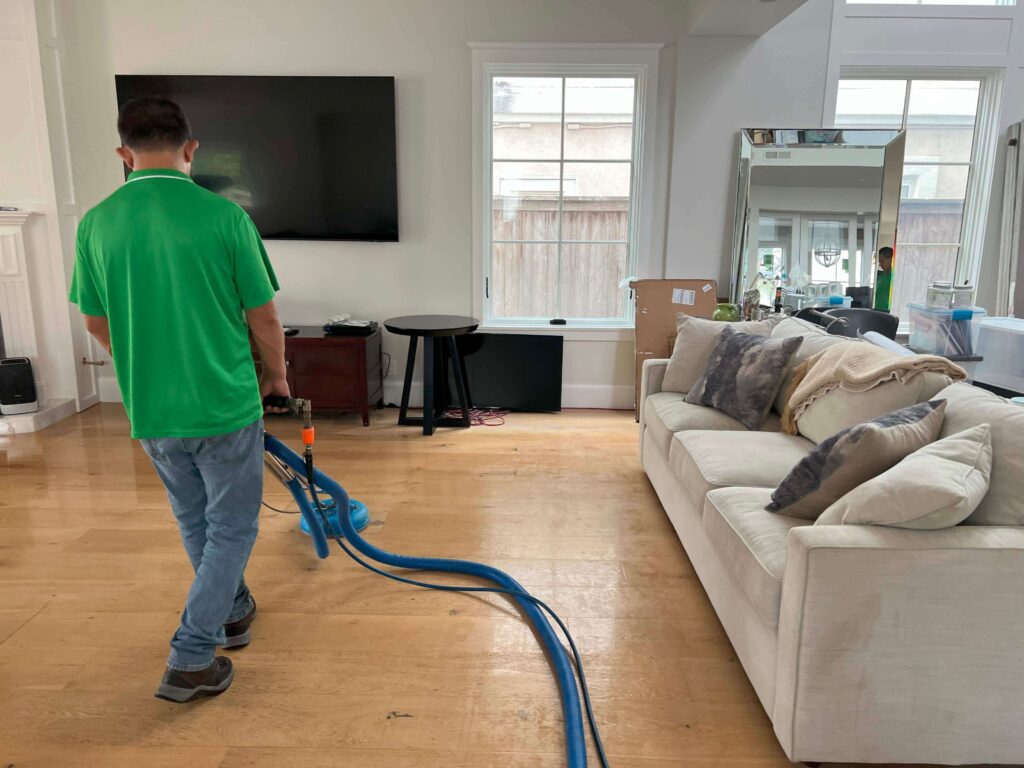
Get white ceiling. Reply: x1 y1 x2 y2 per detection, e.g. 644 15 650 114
751 164 885 189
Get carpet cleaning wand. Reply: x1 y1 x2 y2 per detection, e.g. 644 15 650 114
261 397 607 768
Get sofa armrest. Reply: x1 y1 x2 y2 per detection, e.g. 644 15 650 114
774 524 1024 765
638 359 669 458
640 358 669 410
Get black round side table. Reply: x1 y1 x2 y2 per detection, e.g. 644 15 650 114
383 315 479 436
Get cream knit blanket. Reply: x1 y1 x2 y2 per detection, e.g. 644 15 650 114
780 342 967 434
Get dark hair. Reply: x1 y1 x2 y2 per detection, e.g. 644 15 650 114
878 246 894 258
117 96 192 150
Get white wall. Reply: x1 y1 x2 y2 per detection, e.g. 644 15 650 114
58 0 703 409
665 0 836 291
0 3 46 203
0 0 81 407
750 184 882 216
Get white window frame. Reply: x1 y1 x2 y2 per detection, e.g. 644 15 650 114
827 67 1003 294
844 0 1016 8
471 44 662 335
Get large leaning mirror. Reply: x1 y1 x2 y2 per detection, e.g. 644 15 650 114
729 128 906 314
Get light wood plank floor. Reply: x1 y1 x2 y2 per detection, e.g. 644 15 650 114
0 405 957 767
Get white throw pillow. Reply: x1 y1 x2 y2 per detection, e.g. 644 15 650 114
936 382 1024 526
661 314 774 394
816 424 992 529
796 370 953 444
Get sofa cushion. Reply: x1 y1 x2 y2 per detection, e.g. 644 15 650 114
767 399 947 520
816 424 993 529
796 370 953 444
936 382 1024 526
643 392 753 458
662 315 776 394
669 430 814 512
769 319 850 415
703 486 808 628
685 328 804 430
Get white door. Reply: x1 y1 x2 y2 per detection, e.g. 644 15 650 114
61 212 103 410
38 5 102 410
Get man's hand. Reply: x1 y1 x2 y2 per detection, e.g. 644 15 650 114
246 299 290 415
260 374 291 415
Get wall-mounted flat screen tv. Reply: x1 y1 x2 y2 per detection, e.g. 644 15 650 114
114 75 399 241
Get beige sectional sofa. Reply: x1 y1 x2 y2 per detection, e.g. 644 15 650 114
639 317 1024 766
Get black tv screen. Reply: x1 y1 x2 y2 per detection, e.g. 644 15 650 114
114 75 399 241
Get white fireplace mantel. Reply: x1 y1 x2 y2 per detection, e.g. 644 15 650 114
0 210 40 362
0 209 78 433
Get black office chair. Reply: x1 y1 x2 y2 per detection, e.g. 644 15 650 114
823 307 900 340
845 286 871 309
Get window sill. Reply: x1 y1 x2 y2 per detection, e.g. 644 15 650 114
478 324 634 342
843 4 1018 20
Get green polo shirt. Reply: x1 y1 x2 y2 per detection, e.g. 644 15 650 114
874 269 893 312
69 168 279 439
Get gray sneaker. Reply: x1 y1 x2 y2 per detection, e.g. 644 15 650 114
154 656 234 703
221 599 257 650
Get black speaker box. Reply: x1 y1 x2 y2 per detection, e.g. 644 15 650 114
0 357 38 415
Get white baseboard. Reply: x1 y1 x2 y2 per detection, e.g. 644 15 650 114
561 383 634 410
98 376 122 403
383 377 420 408
382 376 632 411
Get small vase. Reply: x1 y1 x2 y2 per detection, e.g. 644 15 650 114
713 303 740 322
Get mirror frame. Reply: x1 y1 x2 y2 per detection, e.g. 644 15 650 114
728 128 906 304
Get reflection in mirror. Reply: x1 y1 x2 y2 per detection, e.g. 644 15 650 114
729 129 906 319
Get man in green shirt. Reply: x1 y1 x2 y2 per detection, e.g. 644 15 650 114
70 97 289 702
873 246 894 313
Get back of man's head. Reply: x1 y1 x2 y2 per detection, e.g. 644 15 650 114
117 97 192 151
878 246 894 272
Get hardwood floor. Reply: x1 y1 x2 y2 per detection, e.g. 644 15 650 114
0 405 938 767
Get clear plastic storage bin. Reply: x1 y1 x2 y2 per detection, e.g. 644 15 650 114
782 293 852 312
974 317 1024 394
907 303 987 357
809 295 853 310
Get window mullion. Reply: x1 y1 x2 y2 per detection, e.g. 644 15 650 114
616 156 633 320
555 77 566 320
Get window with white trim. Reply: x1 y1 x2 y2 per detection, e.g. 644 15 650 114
484 72 641 326
847 0 1014 5
835 77 985 318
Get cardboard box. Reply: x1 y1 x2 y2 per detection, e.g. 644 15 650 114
631 278 718 419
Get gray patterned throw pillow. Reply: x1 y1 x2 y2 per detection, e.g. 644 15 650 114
685 327 803 430
662 314 777 394
767 399 948 520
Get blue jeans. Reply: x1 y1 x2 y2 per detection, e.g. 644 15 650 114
141 420 263 671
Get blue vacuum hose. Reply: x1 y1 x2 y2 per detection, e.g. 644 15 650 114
263 433 590 767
